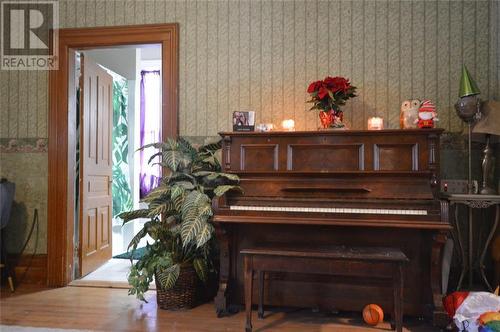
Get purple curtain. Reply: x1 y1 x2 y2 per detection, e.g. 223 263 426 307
139 70 161 198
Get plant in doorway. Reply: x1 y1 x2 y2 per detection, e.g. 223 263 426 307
118 138 240 309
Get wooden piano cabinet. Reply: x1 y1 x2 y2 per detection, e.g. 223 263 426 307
215 223 449 322
213 129 451 328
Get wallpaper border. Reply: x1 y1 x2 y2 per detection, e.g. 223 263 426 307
0 138 48 153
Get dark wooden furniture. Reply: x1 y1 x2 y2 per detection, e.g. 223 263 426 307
213 129 452 327
241 246 408 332
442 193 500 291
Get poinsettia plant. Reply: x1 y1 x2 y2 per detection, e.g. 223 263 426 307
307 76 357 113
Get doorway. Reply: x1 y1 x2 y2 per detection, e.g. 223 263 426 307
71 45 163 283
47 24 178 287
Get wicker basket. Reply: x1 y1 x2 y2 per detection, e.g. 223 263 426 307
155 265 198 310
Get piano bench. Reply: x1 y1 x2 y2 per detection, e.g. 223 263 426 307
241 246 409 332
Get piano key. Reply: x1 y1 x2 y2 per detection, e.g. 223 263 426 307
229 205 427 215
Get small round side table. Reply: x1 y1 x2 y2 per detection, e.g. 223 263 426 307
442 194 500 291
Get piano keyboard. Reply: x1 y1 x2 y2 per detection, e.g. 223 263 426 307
229 205 428 215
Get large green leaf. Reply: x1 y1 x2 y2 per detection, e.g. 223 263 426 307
193 171 239 182
147 151 162 165
199 140 222 153
139 139 177 152
119 209 149 224
196 221 214 248
214 185 242 197
170 185 186 211
157 264 180 290
148 201 176 217
168 172 196 184
180 212 208 245
157 254 173 269
175 181 195 190
193 258 207 282
162 149 183 171
141 185 170 203
197 203 213 218
177 137 197 161
127 225 148 252
206 172 240 182
181 191 210 218
170 185 185 199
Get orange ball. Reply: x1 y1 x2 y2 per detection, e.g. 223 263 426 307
362 304 384 326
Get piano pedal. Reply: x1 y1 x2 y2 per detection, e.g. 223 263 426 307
311 307 320 313
330 308 340 315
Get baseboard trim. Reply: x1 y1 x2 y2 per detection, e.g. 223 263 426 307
6 254 47 285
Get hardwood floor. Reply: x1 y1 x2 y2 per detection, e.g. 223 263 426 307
0 286 439 331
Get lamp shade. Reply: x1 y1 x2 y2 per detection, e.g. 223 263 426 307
459 65 481 98
473 100 500 136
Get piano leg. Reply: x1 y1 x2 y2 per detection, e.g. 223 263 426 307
431 231 450 328
258 271 264 319
214 223 231 317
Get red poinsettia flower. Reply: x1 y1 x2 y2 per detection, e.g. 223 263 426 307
306 75 357 119
318 86 329 99
307 80 322 93
331 76 350 93
323 76 336 90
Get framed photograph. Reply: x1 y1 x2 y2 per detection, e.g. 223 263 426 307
233 111 255 132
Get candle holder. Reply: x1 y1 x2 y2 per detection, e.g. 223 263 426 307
281 119 295 131
368 117 384 130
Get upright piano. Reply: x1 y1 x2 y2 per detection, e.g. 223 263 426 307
213 129 452 326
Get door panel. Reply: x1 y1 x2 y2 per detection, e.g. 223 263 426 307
79 55 113 277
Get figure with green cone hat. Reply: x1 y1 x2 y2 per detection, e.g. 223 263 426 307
455 64 481 123
454 64 482 196
459 64 481 98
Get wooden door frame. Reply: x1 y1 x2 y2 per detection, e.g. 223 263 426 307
48 24 179 287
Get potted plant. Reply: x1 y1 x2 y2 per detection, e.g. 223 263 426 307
119 138 240 309
307 76 357 129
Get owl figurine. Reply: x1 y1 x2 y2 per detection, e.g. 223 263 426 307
400 99 420 129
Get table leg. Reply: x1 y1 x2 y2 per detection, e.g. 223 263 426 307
244 255 253 332
393 264 404 332
479 205 500 291
258 271 264 319
454 204 466 290
468 207 474 288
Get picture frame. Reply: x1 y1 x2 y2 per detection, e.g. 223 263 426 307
232 111 255 132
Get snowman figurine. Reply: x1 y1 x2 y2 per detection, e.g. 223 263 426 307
415 100 438 128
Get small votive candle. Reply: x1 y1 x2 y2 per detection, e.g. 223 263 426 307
281 119 295 131
256 123 274 132
368 117 384 130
